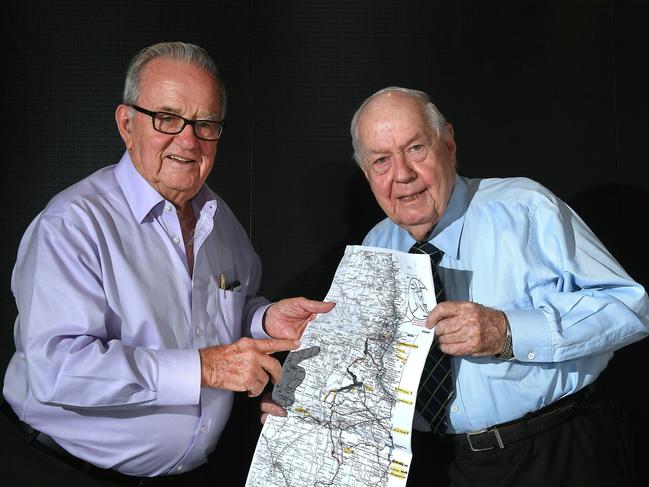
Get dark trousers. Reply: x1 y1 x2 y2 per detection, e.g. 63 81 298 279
0 400 209 486
408 395 636 487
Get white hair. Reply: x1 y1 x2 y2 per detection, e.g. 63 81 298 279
122 41 226 119
350 86 447 166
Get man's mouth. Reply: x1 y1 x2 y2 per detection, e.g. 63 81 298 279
167 155 196 164
398 190 425 202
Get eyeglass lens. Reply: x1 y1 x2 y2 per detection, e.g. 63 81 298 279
154 113 222 140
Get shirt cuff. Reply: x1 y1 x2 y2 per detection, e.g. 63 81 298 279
156 349 201 406
250 303 273 339
504 308 553 362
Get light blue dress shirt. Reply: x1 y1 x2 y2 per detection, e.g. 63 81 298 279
3 152 270 476
363 175 649 434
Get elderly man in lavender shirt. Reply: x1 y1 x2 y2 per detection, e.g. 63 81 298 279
1 42 333 485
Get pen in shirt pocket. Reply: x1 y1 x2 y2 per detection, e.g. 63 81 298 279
218 273 241 298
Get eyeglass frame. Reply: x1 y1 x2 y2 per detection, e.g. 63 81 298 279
128 104 225 141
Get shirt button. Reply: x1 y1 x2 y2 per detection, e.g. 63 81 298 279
527 351 536 360
450 405 459 413
172 235 180 244
199 426 206 434
195 327 202 336
176 465 184 472
165 204 173 212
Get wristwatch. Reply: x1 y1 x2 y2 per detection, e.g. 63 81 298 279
495 314 514 360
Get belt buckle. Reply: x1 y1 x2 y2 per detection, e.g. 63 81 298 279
465 427 505 452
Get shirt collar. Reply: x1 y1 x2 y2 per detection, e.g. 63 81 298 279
115 152 165 223
191 182 218 219
114 151 217 223
428 175 469 260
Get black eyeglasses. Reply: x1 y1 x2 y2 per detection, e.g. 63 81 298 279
129 104 224 141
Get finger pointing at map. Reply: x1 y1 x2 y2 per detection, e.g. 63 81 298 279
199 337 300 397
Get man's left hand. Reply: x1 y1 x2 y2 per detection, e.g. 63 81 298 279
259 391 287 424
426 301 507 356
264 298 335 340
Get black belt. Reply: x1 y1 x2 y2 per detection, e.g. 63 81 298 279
452 384 595 452
0 398 176 486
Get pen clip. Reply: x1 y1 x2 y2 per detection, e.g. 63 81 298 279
220 273 226 299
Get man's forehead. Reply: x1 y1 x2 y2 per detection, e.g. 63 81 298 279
360 106 429 150
138 58 221 115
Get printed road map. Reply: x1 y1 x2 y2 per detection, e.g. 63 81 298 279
246 245 437 486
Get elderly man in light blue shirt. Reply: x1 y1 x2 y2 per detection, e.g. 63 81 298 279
1 42 333 484
354 87 648 486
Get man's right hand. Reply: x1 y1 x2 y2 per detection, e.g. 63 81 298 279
199 338 299 397
426 301 508 356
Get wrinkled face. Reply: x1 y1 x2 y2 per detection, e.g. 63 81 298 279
115 58 221 207
358 93 457 241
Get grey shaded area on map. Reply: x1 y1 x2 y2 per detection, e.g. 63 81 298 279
273 346 321 408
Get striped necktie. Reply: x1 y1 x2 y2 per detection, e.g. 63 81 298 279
409 241 454 435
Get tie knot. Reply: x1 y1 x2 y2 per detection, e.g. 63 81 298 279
409 241 443 265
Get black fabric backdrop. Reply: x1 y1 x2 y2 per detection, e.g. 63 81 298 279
2 1 648 483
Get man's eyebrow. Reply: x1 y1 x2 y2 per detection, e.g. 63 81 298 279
158 106 219 120
158 106 182 114
366 133 427 155
402 133 426 148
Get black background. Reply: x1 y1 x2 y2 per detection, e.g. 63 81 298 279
2 0 648 484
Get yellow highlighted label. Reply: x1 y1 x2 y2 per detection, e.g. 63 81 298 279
396 398 413 405
391 427 410 435
394 387 412 395
396 342 418 348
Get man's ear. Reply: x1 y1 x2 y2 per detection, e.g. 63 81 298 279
443 122 457 157
115 104 133 148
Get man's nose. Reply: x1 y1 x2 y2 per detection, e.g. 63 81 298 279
394 153 417 182
174 123 200 146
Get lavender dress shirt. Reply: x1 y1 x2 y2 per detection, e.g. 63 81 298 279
3 152 270 476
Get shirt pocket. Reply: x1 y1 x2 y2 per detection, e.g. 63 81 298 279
213 287 246 345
